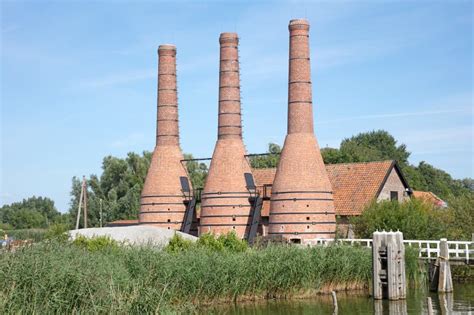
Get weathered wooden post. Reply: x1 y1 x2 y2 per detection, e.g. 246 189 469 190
427 297 434 315
372 231 384 299
373 231 406 301
438 238 453 293
331 291 338 314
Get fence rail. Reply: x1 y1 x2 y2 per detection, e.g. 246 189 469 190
311 238 473 263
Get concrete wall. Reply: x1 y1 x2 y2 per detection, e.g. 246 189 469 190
377 168 409 202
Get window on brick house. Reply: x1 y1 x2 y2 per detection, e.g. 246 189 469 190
390 191 398 201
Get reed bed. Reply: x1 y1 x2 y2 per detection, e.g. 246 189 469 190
0 241 419 313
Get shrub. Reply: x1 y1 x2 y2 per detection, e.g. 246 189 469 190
351 199 449 239
196 233 225 251
72 235 118 252
165 234 194 253
44 224 69 242
217 231 248 252
445 193 474 240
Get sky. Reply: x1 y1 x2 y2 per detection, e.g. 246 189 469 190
1 0 472 213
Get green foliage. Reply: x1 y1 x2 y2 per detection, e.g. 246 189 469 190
403 162 471 200
165 234 194 253
250 143 281 169
1 241 422 313
72 235 118 252
217 231 248 252
165 232 248 253
69 152 152 228
44 224 69 242
196 233 225 251
351 199 441 239
351 196 473 240
69 151 209 228
338 130 410 166
320 130 471 200
183 153 208 189
0 196 61 229
444 193 474 240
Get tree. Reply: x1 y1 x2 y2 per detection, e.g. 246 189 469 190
69 151 209 227
351 199 449 240
0 196 61 229
250 143 281 168
183 153 208 189
338 130 410 166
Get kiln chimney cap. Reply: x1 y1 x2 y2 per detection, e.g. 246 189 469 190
219 32 239 44
158 44 177 54
289 19 310 30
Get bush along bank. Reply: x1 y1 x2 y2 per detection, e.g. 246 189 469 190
0 233 422 314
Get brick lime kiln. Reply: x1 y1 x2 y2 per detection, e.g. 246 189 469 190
139 44 193 230
268 19 336 242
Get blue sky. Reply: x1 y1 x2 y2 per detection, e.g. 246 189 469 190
1 0 472 212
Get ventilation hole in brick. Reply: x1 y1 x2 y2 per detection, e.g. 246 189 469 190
167 227 170 230
232 217 236 221
306 204 309 207
233 206 235 209
232 226 236 229
168 208 170 211
167 219 170 223
307 225 310 229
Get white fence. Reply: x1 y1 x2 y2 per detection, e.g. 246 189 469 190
311 238 473 263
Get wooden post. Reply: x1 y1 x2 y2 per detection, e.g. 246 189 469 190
427 297 434 315
373 231 406 302
99 198 103 228
396 231 406 299
372 231 384 299
374 300 383 315
83 176 88 229
331 291 338 314
438 238 453 293
75 178 84 230
386 232 399 300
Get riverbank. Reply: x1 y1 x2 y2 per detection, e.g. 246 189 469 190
0 239 426 313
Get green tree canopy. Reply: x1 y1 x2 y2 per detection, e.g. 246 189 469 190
0 196 61 229
249 143 281 169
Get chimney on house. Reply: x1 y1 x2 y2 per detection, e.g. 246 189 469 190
199 33 254 238
139 44 192 230
268 19 336 242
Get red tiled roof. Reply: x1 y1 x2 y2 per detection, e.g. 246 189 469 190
413 191 447 207
253 160 396 216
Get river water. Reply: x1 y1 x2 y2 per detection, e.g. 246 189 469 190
206 284 473 314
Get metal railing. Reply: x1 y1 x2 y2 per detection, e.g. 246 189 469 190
311 238 473 263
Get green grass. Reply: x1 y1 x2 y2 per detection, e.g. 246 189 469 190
0 241 421 314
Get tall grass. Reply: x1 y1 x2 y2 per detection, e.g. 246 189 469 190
0 241 420 313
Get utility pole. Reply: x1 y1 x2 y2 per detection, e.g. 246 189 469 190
99 199 103 228
83 177 88 229
75 176 88 230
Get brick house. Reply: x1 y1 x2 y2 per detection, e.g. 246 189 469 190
252 160 411 237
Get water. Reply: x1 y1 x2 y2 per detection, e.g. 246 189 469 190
206 284 473 314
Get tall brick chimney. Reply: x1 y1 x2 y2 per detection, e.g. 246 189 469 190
199 33 254 238
139 44 192 230
268 19 336 242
